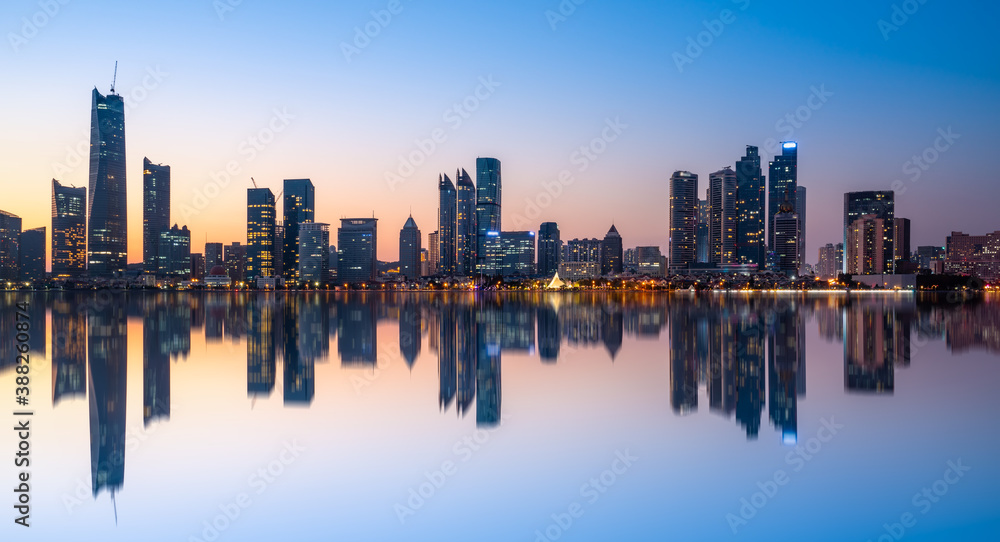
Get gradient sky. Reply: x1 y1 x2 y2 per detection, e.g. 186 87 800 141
2 0 998 264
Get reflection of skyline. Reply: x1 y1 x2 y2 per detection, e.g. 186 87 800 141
89 299 127 498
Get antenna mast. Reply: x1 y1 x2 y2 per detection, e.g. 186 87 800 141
110 61 118 94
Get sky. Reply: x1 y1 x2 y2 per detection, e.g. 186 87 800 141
1 0 998 264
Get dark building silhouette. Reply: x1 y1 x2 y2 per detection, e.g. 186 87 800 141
669 171 698 271
538 222 561 277
88 299 128 496
537 304 561 362
456 169 477 275
52 297 87 404
87 88 128 277
337 219 378 284
843 191 895 274
475 158 502 273
0 210 21 281
142 298 171 425
438 174 457 275
601 225 623 275
767 142 797 253
52 180 87 278
282 179 316 282
247 295 277 396
18 227 45 281
400 299 421 369
736 146 766 267
205 242 223 271
142 158 170 273
399 215 421 280
247 188 277 281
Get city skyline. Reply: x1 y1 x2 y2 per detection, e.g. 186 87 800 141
2 2 996 266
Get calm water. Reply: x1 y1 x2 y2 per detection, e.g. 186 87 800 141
1 291 999 541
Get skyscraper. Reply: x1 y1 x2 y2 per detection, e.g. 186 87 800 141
399 215 421 280
157 225 191 277
537 222 561 277
299 222 330 285
224 242 246 283
19 227 45 281
247 188 276 281
205 242 223 270
142 158 170 274
768 142 797 251
846 215 889 275
601 224 623 275
455 168 477 275
500 231 535 276
475 157 502 272
428 231 439 276
709 167 738 265
0 210 22 281
843 191 895 273
796 186 807 267
736 146 766 267
282 179 315 282
438 173 457 275
52 180 87 278
894 217 911 268
669 171 698 271
87 88 127 277
696 196 710 264
337 218 378 284
773 203 800 276
817 243 837 279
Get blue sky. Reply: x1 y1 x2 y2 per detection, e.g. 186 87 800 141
1 0 997 261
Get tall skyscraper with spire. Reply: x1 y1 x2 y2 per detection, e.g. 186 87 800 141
455 168 477 275
768 142 798 251
142 158 170 274
475 157 501 272
438 173 457 275
87 87 127 277
736 146 765 267
52 180 87 278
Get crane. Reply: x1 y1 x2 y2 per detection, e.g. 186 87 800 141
251 177 259 189
110 61 118 94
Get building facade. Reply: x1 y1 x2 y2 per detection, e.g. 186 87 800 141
19 227 46 281
247 188 277 281
736 145 766 267
299 222 330 285
767 142 797 252
455 168 476 275
338 218 378 284
157 225 191 278
475 157 502 273
438 174 457 275
709 167 738 265
844 191 894 274
601 224 623 275
669 171 699 271
399 215 421 280
87 88 128 277
538 222 561 277
52 180 87 278
282 179 315 282
142 158 170 273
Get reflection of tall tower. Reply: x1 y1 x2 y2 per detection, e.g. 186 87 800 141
601 306 623 360
88 299 128 496
142 298 170 425
247 295 277 396
734 311 765 439
400 299 421 369
456 302 477 416
537 304 561 363
283 297 315 405
476 297 502 427
439 304 457 410
845 300 895 393
669 304 698 414
708 315 736 417
768 305 800 443
52 297 87 404
298 293 330 363
338 295 377 365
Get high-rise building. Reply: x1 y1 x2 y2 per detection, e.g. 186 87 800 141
273 223 284 278
455 168 476 275
500 231 535 276
0 210 22 281
796 186 807 267
157 225 191 277
19 227 46 281
601 224 623 275
696 196 710 263
736 146 766 267
669 171 699 271
846 215 889 275
537 222 561 277
475 157 502 273
636 246 664 276
835 243 844 274
428 231 439 276
52 180 87 278
773 203 800 276
224 242 247 283
190 253 205 281
566 238 602 263
438 174 457 275
87 88 128 277
479 231 503 276
282 179 315 282
945 231 1000 280
843 191 894 273
247 188 276 281
894 218 911 268
817 243 837 279
299 222 330 285
337 218 378 284
142 158 170 273
205 242 223 270
709 167 738 265
399 215 421 280
768 142 797 251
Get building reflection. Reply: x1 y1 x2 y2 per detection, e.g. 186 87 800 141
844 298 897 394
88 297 127 498
247 294 277 396
52 296 87 404
768 304 801 444
283 297 314 405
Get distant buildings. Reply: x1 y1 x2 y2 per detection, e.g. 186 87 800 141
142 158 170 274
894 218 911 269
537 222 561 277
19 227 45 282
52 180 87 278
709 167 737 265
817 243 837 279
600 224 623 275
205 242 223 271
157 225 191 278
338 218 378 284
282 179 315 283
636 246 664 277
500 231 535 276
399 215 421 280
87 88 128 278
846 215 889 275
478 231 503 276
669 171 698 271
225 242 246 283
796 186 807 267
773 202 800 276
0 210 22 281
946 231 1000 280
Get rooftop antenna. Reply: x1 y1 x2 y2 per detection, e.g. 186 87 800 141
110 61 118 94
251 177 259 189
112 489 118 525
